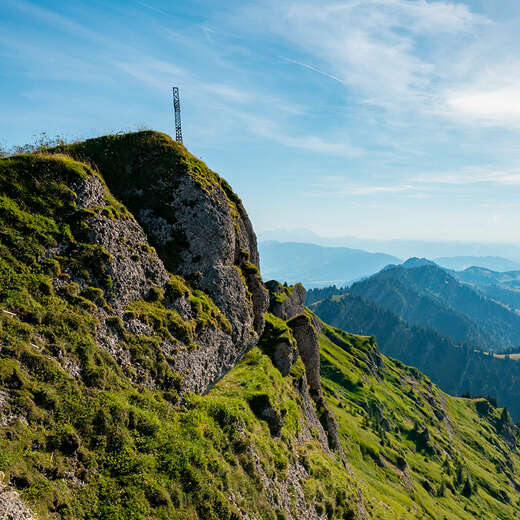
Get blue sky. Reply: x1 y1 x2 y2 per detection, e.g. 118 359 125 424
2 0 520 242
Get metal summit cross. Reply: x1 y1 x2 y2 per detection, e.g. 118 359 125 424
172 86 183 143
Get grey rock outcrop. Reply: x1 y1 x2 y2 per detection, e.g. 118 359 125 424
59 132 269 394
248 394 283 436
258 316 299 377
86 216 170 309
57 174 170 309
244 446 328 520
137 172 268 351
288 314 322 394
261 281 305 376
271 340 298 377
265 280 306 320
263 281 342 453
289 313 342 452
0 483 37 520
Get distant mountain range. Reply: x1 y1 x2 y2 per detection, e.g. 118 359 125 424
309 259 520 418
258 241 400 288
435 256 520 272
452 266 520 314
259 229 520 261
310 291 520 420
260 239 520 290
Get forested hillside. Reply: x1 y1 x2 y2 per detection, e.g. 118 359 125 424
349 263 520 352
311 292 520 420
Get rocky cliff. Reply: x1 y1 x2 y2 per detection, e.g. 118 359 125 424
0 133 362 520
53 131 269 394
263 280 342 452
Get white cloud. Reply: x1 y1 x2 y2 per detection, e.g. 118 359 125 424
375 0 488 34
438 58 520 126
308 163 520 199
282 58 346 85
346 184 417 195
5 0 111 46
413 167 520 186
228 109 363 156
254 0 520 129
307 179 421 197
286 135 363 156
443 87 520 125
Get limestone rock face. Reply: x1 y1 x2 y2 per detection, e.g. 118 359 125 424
262 281 306 376
60 132 269 394
262 281 341 453
76 176 170 309
265 280 306 320
135 171 267 351
288 314 321 394
271 340 298 377
288 313 342 452
0 483 37 520
49 174 170 310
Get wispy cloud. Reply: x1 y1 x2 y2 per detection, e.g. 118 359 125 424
227 109 363 156
345 184 418 195
234 0 520 132
306 179 421 197
237 0 488 113
413 167 520 186
4 0 110 46
282 58 346 85
307 163 520 199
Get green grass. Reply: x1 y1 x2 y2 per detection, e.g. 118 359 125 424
0 144 361 519
318 319 520 519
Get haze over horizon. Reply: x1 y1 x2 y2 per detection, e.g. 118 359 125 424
259 228 520 261
2 0 520 241
259 227 520 245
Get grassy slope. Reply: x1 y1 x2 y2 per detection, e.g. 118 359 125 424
318 320 520 519
0 149 360 520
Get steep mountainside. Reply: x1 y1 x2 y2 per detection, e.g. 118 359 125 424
2 131 520 519
310 292 520 420
318 320 520 520
350 263 520 351
306 285 347 306
0 133 361 520
258 241 400 288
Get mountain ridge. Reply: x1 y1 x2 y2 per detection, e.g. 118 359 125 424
349 262 520 351
259 230 520 261
310 291 520 420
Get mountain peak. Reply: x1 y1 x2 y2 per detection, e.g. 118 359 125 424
401 257 437 268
